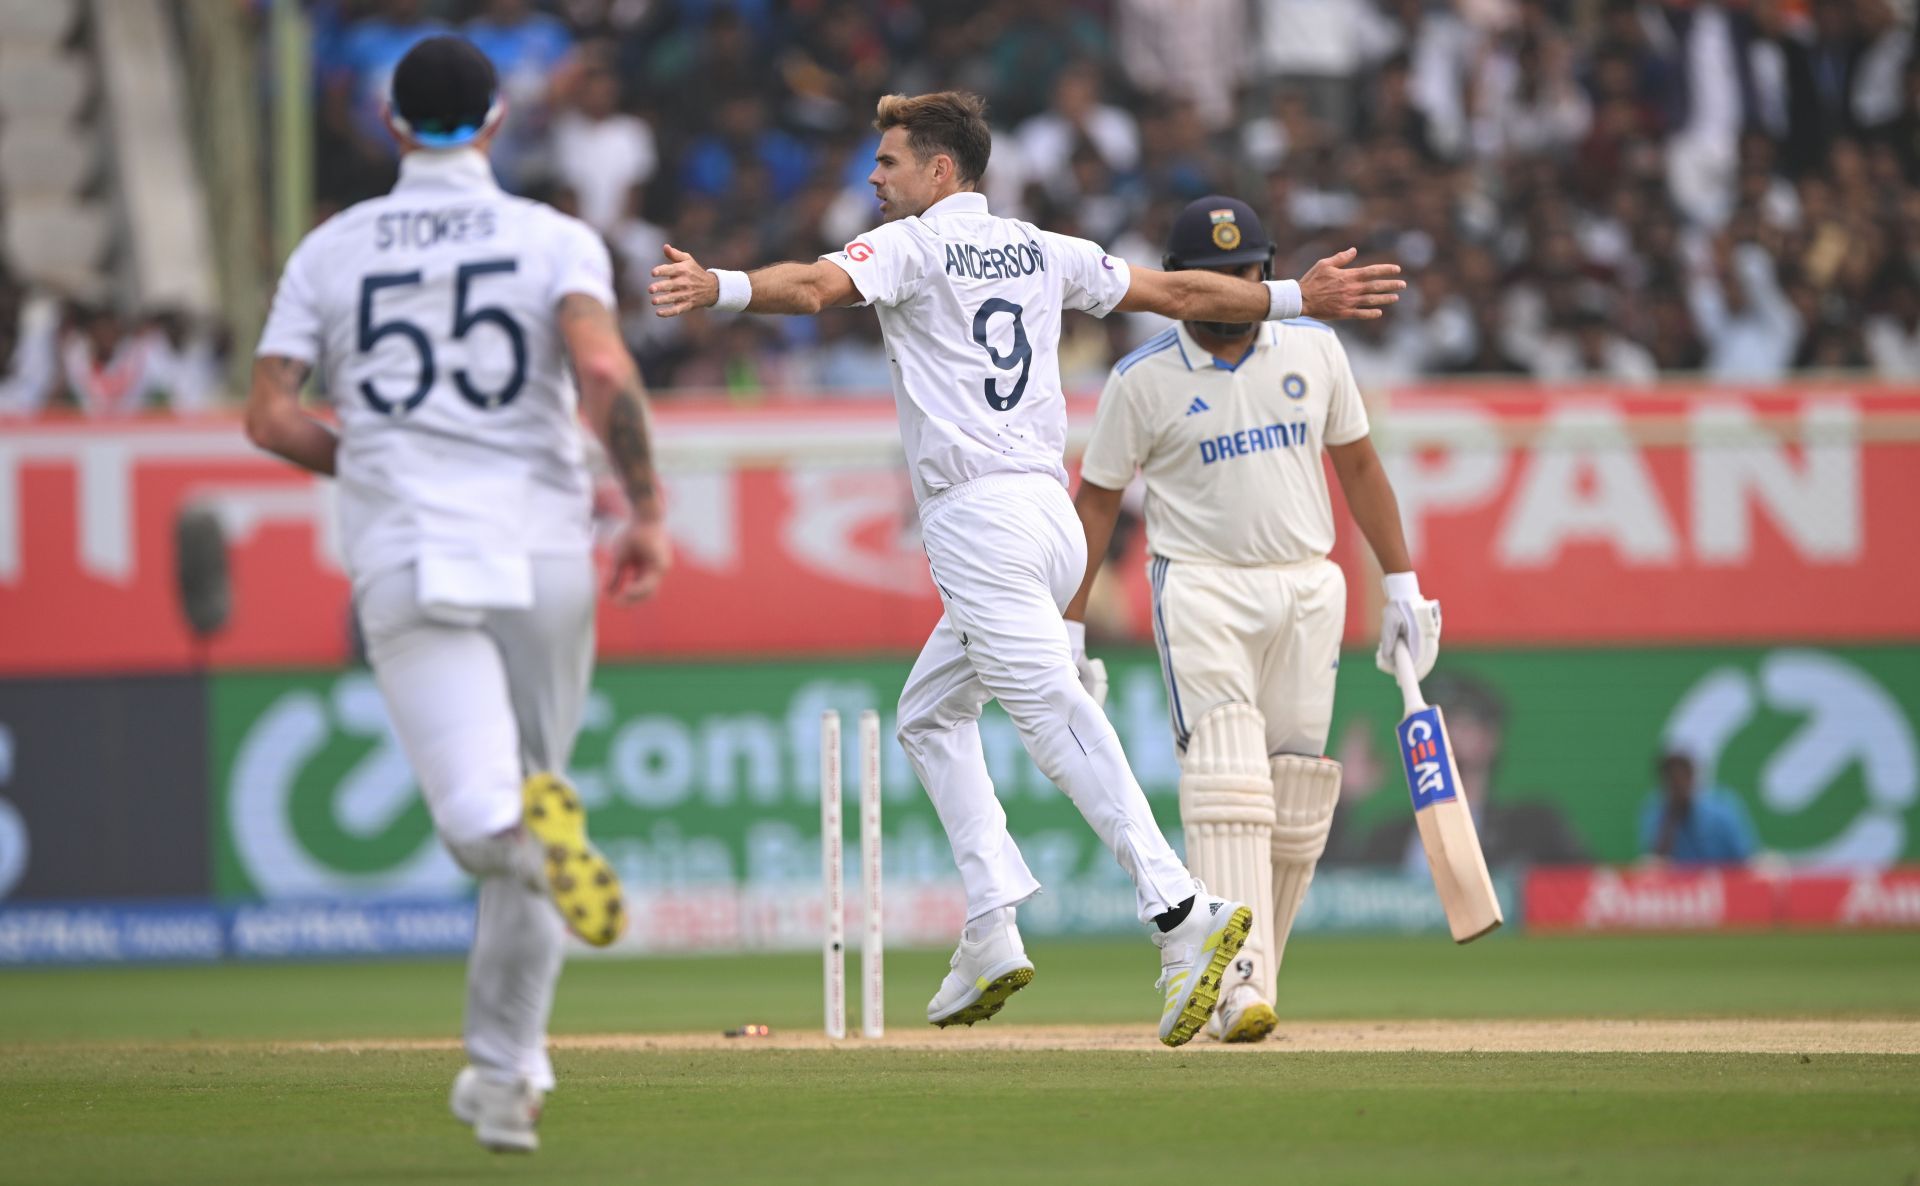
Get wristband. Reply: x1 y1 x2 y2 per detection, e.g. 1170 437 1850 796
712 269 752 312
1383 571 1422 602
1263 279 1302 321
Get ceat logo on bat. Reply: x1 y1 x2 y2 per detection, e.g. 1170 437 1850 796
845 241 875 261
1397 708 1459 811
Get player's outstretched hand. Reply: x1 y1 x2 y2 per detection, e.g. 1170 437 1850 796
649 245 719 318
607 517 672 603
1300 248 1405 321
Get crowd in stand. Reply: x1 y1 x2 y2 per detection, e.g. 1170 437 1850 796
9 0 1920 414
0 275 229 416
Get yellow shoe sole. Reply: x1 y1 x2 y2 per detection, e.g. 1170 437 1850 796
1221 1001 1278 1044
522 773 624 948
1161 905 1253 1048
932 966 1035 1028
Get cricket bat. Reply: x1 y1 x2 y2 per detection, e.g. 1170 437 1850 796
1392 642 1503 943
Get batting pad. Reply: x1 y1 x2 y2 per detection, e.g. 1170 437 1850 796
1179 702 1275 1000
1269 754 1341 1002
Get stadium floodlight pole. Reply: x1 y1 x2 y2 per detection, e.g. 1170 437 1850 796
269 0 313 270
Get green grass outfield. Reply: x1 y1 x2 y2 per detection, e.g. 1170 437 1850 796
4 932 1919 1185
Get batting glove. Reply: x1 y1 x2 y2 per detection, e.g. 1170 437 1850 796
1375 571 1442 681
1065 619 1109 708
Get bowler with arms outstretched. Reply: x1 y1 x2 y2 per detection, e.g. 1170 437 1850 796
649 91 1403 1046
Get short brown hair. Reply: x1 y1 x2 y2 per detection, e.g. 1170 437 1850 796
874 92 992 185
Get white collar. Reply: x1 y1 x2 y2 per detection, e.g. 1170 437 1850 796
921 191 989 217
394 149 500 194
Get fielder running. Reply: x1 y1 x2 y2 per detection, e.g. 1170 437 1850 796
245 37 669 1152
649 92 1403 1046
1067 196 1442 1042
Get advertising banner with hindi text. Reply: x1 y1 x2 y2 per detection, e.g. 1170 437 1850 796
4 387 1916 675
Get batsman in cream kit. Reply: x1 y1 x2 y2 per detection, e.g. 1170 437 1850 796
1069 196 1444 1042
650 92 1403 1046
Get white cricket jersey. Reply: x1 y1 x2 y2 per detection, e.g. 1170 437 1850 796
1080 319 1370 566
255 149 615 601
821 192 1132 506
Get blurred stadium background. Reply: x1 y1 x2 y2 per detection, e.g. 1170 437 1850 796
1 0 1918 999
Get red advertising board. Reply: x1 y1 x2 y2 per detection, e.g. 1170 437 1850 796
1380 386 1920 645
1777 869 1920 929
1525 865 1920 931
1525 866 1779 932
3 386 1917 674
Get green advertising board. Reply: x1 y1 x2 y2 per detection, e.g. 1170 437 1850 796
211 645 1920 935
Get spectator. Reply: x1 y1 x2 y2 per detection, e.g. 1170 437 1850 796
777 0 897 136
1657 1 1754 229
464 0 577 192
1531 306 1659 385
139 310 228 413
1115 0 1246 131
551 59 657 231
975 3 1109 124
319 0 444 202
1865 277 1920 377
679 94 813 207
1849 0 1910 133
1470 30 1592 162
57 306 164 417
1242 88 1332 175
294 1 1920 391
1253 0 1397 133
1689 240 1804 381
1640 752 1760 866
0 281 60 416
1015 62 1140 201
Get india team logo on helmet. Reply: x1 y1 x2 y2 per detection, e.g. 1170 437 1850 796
1208 208 1241 251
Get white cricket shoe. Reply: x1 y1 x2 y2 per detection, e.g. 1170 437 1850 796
1209 983 1279 1044
1154 894 1254 1048
927 907 1036 1028
450 1066 543 1154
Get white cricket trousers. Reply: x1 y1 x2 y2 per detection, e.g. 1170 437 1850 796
356 553 595 1093
898 473 1197 925
1149 555 1346 757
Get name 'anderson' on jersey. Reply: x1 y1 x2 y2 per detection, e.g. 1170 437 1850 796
821 192 1132 506
1079 319 1371 567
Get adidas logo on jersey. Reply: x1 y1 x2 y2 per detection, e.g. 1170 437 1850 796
1185 397 1211 416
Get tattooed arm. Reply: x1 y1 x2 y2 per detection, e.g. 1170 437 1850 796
560 292 672 601
244 355 338 475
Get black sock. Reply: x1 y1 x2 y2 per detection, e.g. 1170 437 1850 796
1153 896 1195 933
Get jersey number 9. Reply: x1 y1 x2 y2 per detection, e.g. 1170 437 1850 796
971 298 1030 412
357 258 528 414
